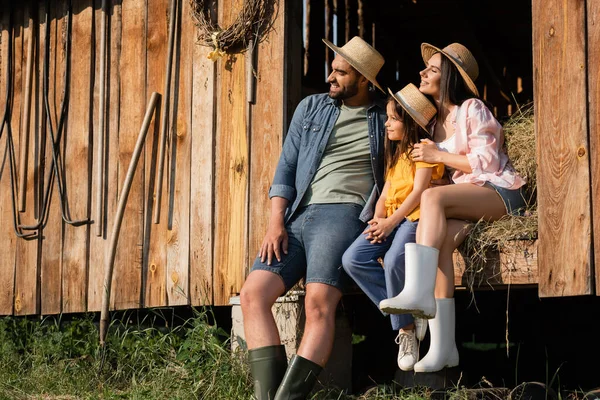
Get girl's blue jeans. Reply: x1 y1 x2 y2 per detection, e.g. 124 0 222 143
342 218 418 331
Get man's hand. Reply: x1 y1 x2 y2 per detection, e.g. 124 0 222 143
259 220 289 265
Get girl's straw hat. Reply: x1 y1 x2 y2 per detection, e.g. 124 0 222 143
323 36 385 93
388 83 437 131
421 42 480 97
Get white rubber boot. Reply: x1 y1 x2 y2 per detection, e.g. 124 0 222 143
414 298 459 372
379 243 438 319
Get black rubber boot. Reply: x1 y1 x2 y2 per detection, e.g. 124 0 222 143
248 345 288 400
273 355 323 400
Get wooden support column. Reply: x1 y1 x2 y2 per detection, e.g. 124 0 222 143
533 0 592 297
588 1 600 296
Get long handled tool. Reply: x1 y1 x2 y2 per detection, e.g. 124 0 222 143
100 92 161 345
20 0 90 232
152 0 177 224
94 0 109 236
18 9 35 212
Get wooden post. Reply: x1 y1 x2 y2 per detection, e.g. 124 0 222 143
587 1 600 296
533 0 593 297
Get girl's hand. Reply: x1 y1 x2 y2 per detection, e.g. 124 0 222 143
366 217 395 243
413 139 440 163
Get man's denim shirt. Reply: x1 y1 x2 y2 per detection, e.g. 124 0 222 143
269 93 387 223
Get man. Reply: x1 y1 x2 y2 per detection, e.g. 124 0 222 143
240 36 386 400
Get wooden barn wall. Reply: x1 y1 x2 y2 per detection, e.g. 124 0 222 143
0 0 296 314
533 0 597 297
590 1 600 296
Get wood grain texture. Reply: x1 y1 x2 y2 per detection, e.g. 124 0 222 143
110 0 146 310
453 240 538 288
166 0 191 306
532 0 592 297
213 0 248 305
588 1 600 296
40 0 67 315
248 0 286 273
189 0 216 306
0 7 17 315
61 0 92 313
88 0 122 311
143 0 168 308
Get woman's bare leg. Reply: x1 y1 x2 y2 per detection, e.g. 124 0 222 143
435 219 472 298
416 184 506 249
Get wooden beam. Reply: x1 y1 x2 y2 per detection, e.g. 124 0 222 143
143 0 169 308
213 0 249 305
533 0 592 297
110 0 146 310
588 1 600 296
190 0 216 306
453 240 538 288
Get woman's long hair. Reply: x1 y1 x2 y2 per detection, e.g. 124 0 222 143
384 97 432 174
436 56 478 124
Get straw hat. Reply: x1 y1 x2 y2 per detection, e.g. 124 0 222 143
323 36 385 93
388 83 437 131
421 42 479 97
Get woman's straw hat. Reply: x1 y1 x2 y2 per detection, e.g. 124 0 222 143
323 36 385 93
388 83 437 131
421 42 479 97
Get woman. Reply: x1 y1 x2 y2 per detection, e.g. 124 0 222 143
379 42 527 373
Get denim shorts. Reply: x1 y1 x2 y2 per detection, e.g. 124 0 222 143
485 182 528 216
251 203 366 292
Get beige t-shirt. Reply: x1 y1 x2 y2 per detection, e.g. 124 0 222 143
301 103 374 207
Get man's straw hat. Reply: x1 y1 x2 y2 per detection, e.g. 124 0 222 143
388 83 437 131
421 42 479 97
323 36 385 93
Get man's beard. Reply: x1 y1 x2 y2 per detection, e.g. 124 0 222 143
328 81 359 100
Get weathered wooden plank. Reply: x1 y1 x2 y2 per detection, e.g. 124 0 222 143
62 0 92 313
110 0 146 310
165 0 191 306
14 0 40 316
40 0 67 315
213 0 248 305
88 0 121 312
10 4 26 315
0 5 17 316
190 0 216 306
588 1 600 296
532 0 592 297
453 240 538 288
143 0 168 308
248 1 286 271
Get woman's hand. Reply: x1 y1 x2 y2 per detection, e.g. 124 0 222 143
365 216 396 243
413 139 441 163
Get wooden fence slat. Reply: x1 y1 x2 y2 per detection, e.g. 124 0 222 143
10 4 26 315
15 0 40 316
143 0 169 308
88 0 122 311
189 0 216 306
214 0 248 305
40 0 67 315
248 1 286 274
62 0 93 313
588 1 600 296
110 0 146 310
0 7 17 316
165 0 191 306
533 0 592 297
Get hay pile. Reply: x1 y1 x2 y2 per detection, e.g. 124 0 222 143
459 102 537 272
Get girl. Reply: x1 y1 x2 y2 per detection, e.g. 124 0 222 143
342 83 444 372
379 43 527 373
